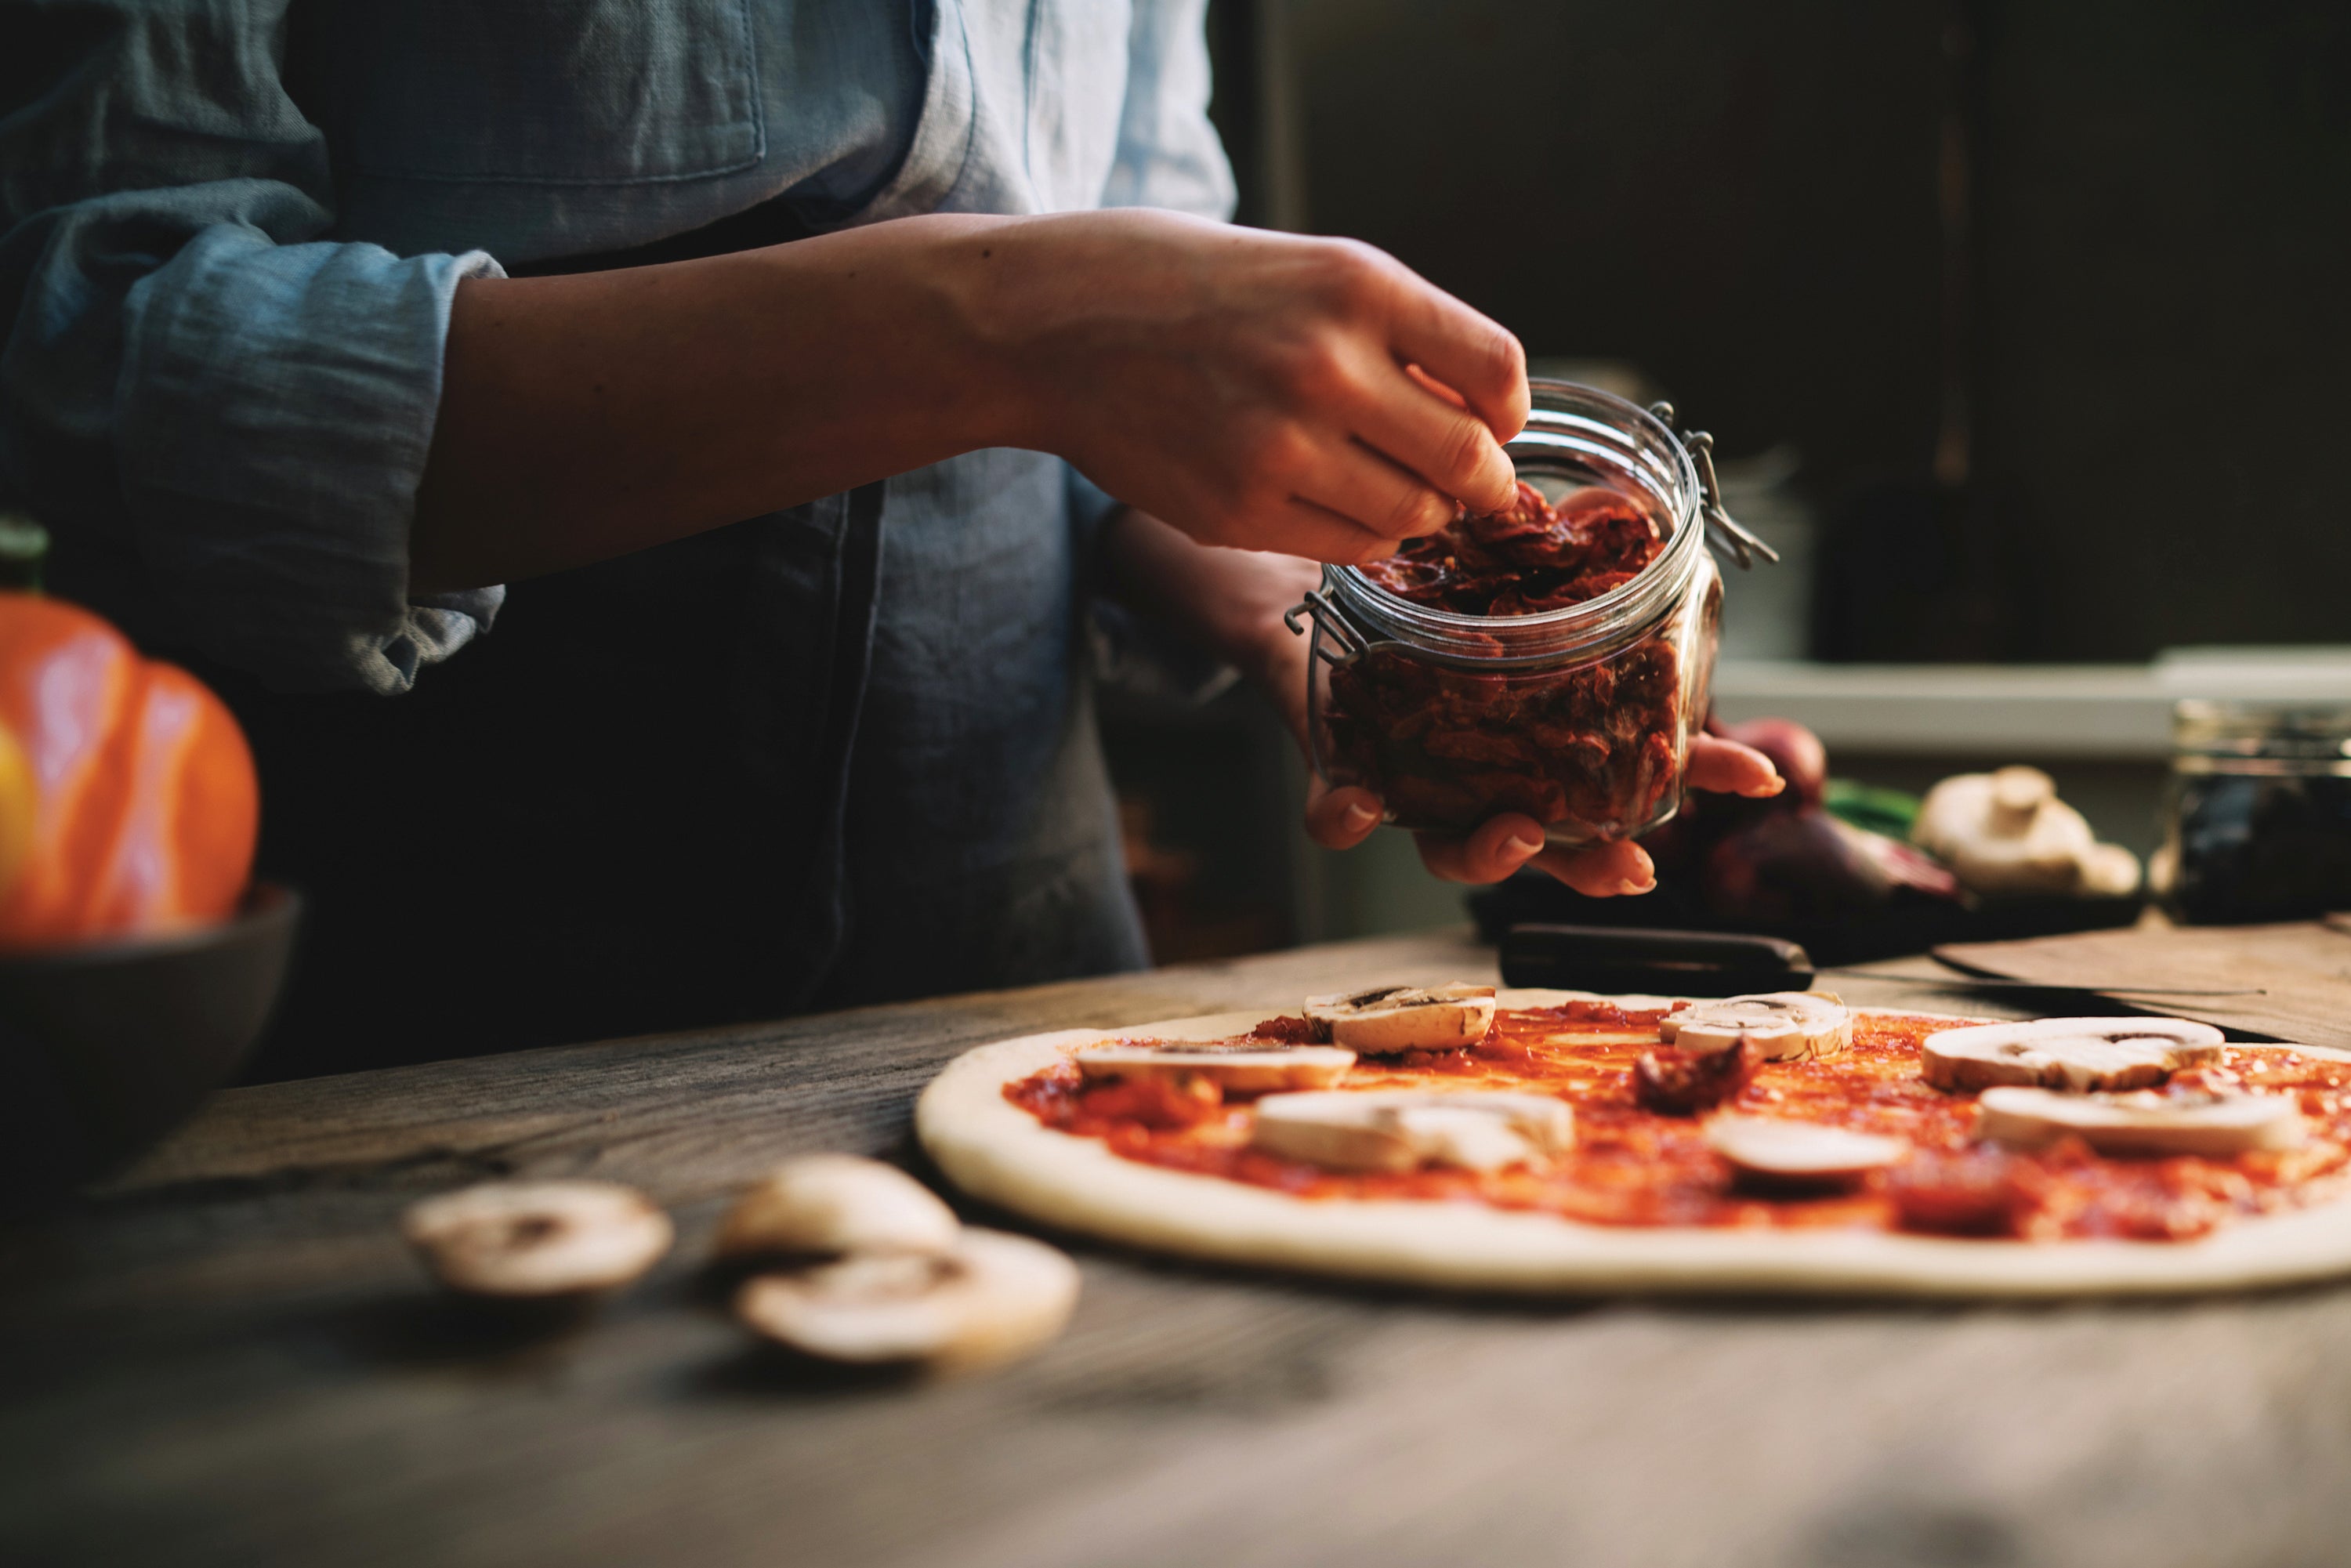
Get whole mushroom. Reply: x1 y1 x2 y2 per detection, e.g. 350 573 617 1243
1913 766 2141 898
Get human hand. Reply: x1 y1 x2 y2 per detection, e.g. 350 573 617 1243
980 210 1527 564
1095 509 1777 901
1258 615 1784 896
1302 738 1784 896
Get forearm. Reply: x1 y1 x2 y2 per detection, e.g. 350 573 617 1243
413 214 1025 592
416 206 1527 591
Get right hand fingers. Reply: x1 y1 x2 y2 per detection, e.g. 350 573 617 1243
1383 271 1530 445
1306 251 1521 516
1288 439 1458 545
1345 365 1519 517
1024 217 1531 559
1253 497 1407 566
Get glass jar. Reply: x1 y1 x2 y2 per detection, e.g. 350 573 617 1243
1288 381 1727 846
2155 701 2351 924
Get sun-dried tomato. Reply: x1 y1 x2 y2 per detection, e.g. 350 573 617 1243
1887 1146 2068 1240
1358 482 1665 616
1248 1014 1330 1045
1327 482 1694 836
1632 1041 1758 1115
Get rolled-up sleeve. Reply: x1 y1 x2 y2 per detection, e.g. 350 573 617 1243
1 2 503 694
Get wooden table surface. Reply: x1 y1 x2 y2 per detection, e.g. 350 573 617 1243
6 928 2349 1568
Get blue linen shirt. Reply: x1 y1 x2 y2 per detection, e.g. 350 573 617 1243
0 0 1237 1062
1 0 1233 692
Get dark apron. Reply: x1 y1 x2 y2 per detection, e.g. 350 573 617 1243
207 202 1142 1080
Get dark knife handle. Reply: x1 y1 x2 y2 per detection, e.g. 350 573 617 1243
1499 924 1815 998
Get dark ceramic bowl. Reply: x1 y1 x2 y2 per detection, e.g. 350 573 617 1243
0 884 299 1204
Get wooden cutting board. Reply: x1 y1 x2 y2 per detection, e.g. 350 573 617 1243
1936 919 2351 1048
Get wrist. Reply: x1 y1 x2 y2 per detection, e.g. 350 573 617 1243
929 213 1064 451
817 212 1043 454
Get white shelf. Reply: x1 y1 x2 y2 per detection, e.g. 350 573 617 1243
1710 650 2351 760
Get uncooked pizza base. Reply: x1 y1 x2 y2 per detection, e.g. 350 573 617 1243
915 989 2351 1299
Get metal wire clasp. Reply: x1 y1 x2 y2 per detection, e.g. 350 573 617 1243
1283 588 1367 667
1646 401 1780 570
1284 589 1367 782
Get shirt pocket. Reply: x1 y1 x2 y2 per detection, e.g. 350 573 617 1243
341 0 763 185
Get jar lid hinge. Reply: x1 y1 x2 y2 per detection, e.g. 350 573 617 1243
1646 402 1780 570
1284 590 1367 667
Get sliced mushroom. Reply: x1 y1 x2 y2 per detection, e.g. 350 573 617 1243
1250 1092 1416 1172
1920 1017 2224 1094
1657 992 1851 1062
1388 1105 1542 1172
1975 1085 2306 1158
735 1228 1078 1372
403 1180 673 1298
1250 1089 1573 1173
715 1155 960 1262
1302 983 1497 1054
1705 1116 1907 1185
1074 1038 1354 1092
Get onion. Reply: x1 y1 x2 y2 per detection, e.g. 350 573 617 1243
1717 718 1828 809
1701 809 1892 925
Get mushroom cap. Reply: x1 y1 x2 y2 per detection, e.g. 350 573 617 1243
735 1228 1079 1371
1975 1085 2306 1158
2078 841 2143 898
1920 1017 2224 1094
1302 983 1497 1055
1659 992 1850 1062
715 1154 961 1261
1074 1040 1356 1092
1704 1115 1907 1182
403 1180 673 1298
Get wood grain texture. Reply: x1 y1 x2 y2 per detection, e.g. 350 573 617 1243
1940 920 2351 1049
5 927 2350 1568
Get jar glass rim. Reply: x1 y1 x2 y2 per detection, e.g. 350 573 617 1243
1324 379 1707 665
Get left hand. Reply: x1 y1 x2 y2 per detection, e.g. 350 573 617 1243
1100 510 1784 896
1299 731 1782 896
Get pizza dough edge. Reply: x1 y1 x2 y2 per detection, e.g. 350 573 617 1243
914 992 2351 1299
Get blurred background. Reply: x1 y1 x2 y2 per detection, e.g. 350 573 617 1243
1105 0 2351 959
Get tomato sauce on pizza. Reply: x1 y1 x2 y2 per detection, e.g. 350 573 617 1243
1005 1002 2351 1242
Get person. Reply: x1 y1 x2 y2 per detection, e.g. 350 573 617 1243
0 0 1778 1075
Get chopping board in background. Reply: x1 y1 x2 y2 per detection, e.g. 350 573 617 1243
1937 919 2351 1050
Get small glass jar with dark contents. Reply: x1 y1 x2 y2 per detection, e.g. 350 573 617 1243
1288 381 1730 846
2155 701 2351 924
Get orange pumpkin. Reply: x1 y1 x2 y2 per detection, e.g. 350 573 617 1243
0 593 258 947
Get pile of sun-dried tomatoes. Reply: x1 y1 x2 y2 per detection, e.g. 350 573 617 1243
1358 480 1664 615
1325 480 1686 836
